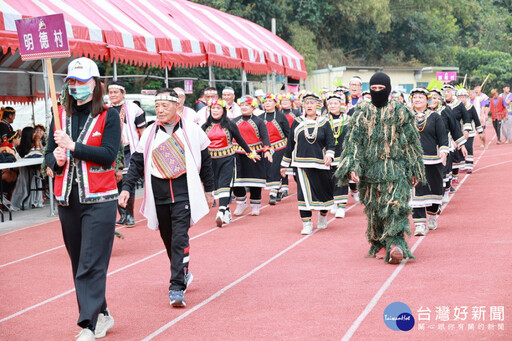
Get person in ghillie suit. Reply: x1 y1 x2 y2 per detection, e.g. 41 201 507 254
335 72 425 264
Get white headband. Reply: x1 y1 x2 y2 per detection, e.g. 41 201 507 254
205 90 218 95
108 84 125 90
350 77 362 85
222 88 235 94
174 89 185 96
155 95 179 102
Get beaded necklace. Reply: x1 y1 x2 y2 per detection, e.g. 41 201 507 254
329 112 345 145
414 108 429 132
304 116 320 144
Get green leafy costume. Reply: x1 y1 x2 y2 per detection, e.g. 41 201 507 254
335 99 425 262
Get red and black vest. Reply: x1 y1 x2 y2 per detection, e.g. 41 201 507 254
54 106 118 205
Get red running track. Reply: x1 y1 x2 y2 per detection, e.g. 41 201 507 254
0 132 510 340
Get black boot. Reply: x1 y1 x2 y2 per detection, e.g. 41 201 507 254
125 196 135 227
116 204 127 225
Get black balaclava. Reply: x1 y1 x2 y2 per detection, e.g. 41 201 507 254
369 72 392 107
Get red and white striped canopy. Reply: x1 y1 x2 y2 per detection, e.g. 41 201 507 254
0 0 307 89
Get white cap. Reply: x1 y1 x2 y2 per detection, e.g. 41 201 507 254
254 89 265 97
65 57 100 81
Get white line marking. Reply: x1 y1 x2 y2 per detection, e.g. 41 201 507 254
142 203 358 340
0 222 142 268
340 144 490 341
0 193 299 322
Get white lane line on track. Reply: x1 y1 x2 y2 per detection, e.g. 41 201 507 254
0 193 298 268
340 142 491 341
0 194 299 322
0 223 139 268
142 203 358 341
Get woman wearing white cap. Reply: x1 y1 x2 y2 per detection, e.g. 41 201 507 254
280 92 335 235
45 57 121 340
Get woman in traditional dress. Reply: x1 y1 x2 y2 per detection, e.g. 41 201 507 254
409 87 449 235
202 98 258 227
232 96 272 216
280 92 335 235
261 94 289 204
325 93 351 218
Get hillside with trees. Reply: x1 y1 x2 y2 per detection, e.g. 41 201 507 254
191 0 512 90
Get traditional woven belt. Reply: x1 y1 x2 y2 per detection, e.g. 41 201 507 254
271 139 287 150
209 146 235 159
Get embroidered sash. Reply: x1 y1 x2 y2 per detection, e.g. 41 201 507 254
152 134 186 179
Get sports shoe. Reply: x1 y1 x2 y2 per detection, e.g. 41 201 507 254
300 221 313 235
449 186 456 192
76 328 95 341
269 195 277 205
281 189 288 198
335 207 346 218
452 178 459 186
222 210 232 225
215 211 223 227
427 215 438 230
414 223 427 236
351 191 360 203
250 204 260 216
276 191 283 202
169 289 186 308
95 309 114 338
317 213 328 229
388 245 404 264
330 205 337 215
184 272 194 293
233 202 248 216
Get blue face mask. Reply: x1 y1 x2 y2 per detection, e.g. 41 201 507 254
68 84 92 101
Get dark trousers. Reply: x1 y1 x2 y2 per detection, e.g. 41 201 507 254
155 201 191 291
58 186 116 329
300 210 327 218
493 119 503 142
232 186 262 201
413 204 441 220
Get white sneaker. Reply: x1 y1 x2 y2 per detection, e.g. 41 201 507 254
223 210 232 224
233 201 248 216
442 192 450 203
330 205 337 215
250 204 260 216
427 215 438 230
352 191 360 203
300 221 313 235
318 214 328 229
335 207 346 218
95 309 114 338
76 328 95 341
414 223 427 236
215 211 223 227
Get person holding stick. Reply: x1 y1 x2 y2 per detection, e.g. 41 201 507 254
45 57 121 340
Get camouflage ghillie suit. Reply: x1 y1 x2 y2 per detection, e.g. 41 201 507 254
335 99 425 262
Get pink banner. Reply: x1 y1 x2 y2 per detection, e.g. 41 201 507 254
184 80 193 94
436 72 457 82
15 13 70 60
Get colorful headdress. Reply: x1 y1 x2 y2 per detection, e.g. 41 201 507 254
34 124 46 132
237 96 258 108
410 87 430 98
426 79 444 97
263 93 279 104
278 93 295 102
208 98 227 108
455 84 468 96
325 92 346 104
302 92 323 104
0 107 15 119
